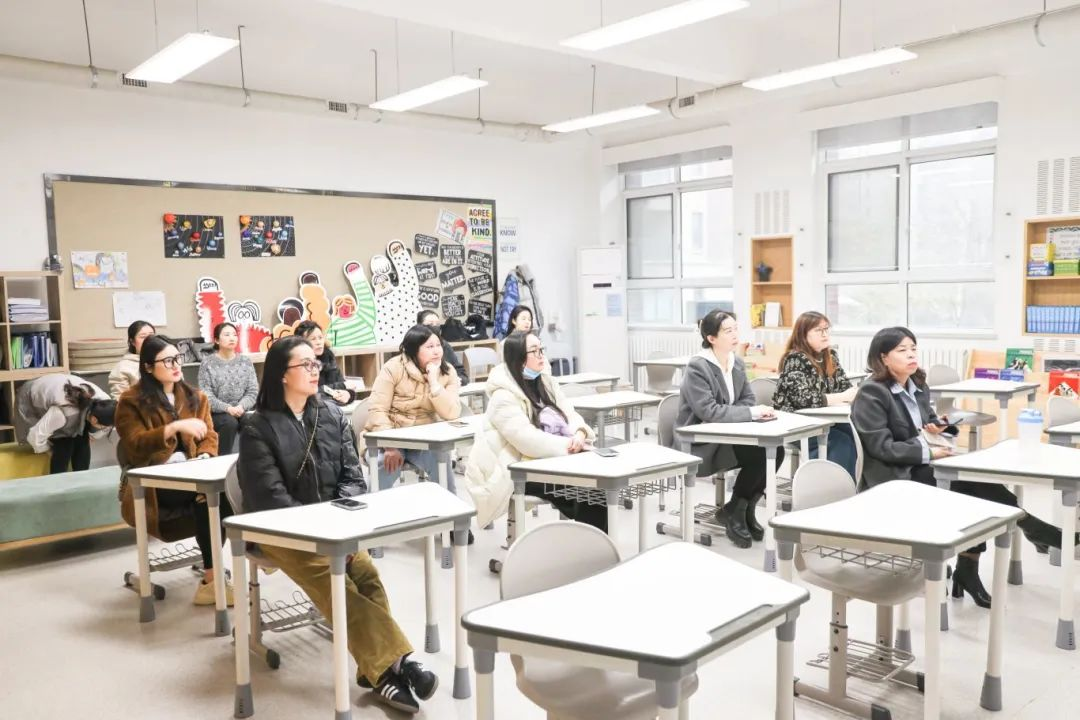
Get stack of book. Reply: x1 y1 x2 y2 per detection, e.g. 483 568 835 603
1026 306 1080 334
9 332 58 369
6 297 49 322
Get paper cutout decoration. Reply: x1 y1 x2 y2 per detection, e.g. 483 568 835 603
166 214 224 258
240 215 296 257
415 260 437 282
371 239 422 345
418 286 440 309
467 205 494 251
194 277 272 353
435 209 466 242
414 234 439 257
270 272 332 341
71 251 129 288
327 261 378 348
441 294 466 319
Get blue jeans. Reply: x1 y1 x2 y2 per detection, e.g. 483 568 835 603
808 424 858 482
374 448 452 492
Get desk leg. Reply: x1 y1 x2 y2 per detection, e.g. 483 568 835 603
207 492 230 637
1010 484 1024 586
982 531 1010 710
1057 490 1078 650
133 481 154 623
623 408 632 444
330 555 352 720
656 679 680 720
366 448 383 559
895 601 912 652
818 430 828 459
681 473 695 544
764 447 778 573
776 618 796 720
606 490 620 539
923 560 945 720
596 411 607 448
638 485 648 552
424 534 439 653
231 534 253 718
438 453 453 569
453 523 472 699
474 649 495 720
778 541 794 583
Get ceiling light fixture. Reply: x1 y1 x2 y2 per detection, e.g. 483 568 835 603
742 47 916 91
542 105 660 133
370 75 488 112
127 32 239 83
561 0 749 51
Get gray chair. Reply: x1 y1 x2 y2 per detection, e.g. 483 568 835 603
926 364 995 450
654 394 713 546
749 377 777 406
1047 395 1080 428
463 347 500 382
644 350 679 395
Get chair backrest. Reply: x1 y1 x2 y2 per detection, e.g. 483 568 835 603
926 364 960 416
224 464 244 516
790 459 856 512
463 347 499 381
644 350 678 393
847 420 865 488
458 399 474 417
749 377 777 407
349 398 371 445
656 394 680 449
500 523 620 600
1047 395 1080 429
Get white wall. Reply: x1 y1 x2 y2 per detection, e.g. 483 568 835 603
0 77 600 352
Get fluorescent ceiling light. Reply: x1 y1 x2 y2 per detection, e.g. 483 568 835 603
543 105 661 133
743 47 917 91
561 0 749 51
127 32 239 83
370 75 488 112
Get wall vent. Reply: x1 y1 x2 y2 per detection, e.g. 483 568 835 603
327 100 348 113
120 74 147 88
678 95 696 109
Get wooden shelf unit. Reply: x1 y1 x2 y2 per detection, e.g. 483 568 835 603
1023 215 1080 336
750 234 794 330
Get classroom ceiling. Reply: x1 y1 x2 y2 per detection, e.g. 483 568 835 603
0 0 1077 138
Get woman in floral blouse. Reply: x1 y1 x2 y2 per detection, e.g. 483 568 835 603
772 311 858 479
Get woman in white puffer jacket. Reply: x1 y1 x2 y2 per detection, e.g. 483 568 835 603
464 331 602 531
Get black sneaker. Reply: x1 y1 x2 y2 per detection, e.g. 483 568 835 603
401 658 439 701
371 672 419 714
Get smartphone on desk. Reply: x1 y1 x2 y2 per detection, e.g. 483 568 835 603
448 420 471 428
592 447 618 457
331 498 368 511
753 416 778 423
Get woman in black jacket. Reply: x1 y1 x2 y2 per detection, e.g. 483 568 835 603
294 320 355 405
417 310 468 385
852 326 1072 609
238 336 436 714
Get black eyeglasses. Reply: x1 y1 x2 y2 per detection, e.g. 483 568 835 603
288 360 322 374
153 356 183 369
526 346 546 357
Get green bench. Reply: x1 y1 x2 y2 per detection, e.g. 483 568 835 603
0 466 125 550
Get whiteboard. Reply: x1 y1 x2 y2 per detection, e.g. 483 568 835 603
113 291 168 328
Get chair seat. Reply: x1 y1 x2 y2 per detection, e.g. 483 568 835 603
948 410 996 427
512 656 698 720
798 551 925 606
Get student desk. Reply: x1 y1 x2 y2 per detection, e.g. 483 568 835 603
934 439 1080 650
1046 419 1080 447
928 378 1040 439
771 481 1023 720
571 390 663 448
846 371 869 385
631 356 690 392
225 482 476 719
508 442 701 553
794 404 851 421
460 381 488 411
464 541 808 720
677 412 831 572
555 371 620 390
125 454 238 635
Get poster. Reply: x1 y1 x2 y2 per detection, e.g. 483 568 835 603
71 251 129 288
113 291 166 327
441 294 466 318
497 217 520 275
414 233 439 257
418 285 440 309
439 266 466 292
468 205 494 251
415 260 437 282
1049 226 1080 260
468 298 492 318
440 243 464 267
435 209 467 243
164 213 225 258
467 273 494 297
240 215 296 257
466 250 493 275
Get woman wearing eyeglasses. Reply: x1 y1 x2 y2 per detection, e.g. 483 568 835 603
115 335 234 606
772 311 858 480
465 331 602 531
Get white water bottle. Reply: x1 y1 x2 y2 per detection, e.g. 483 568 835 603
1017 409 1043 450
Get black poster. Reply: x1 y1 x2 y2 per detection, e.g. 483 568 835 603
440 243 464 267
441 294 466 318
415 260 437 282
468 299 493 318
414 233 439 257
164 214 225 258
418 286 440 309
466 250 492 274
467 273 494 297
439 266 466 292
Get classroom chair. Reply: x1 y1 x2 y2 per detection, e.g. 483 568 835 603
463 347 500 382
789 460 926 720
1046 396 1080 567
926 365 996 451
654 394 713 546
749 377 777 407
644 350 679 395
500 523 698 719
349 398 429 485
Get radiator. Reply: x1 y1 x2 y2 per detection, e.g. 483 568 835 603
835 341 967 376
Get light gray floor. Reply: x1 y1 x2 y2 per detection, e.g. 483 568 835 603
3 438 1080 719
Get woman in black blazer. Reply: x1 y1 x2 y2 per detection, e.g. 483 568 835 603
851 326 1070 608
676 309 781 549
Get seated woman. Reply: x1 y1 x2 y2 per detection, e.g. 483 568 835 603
109 320 155 400
115 335 233 606
417 309 468 385
14 374 116 474
197 322 258 453
509 305 534 335
851 326 1073 608
294 320 354 406
238 336 437 714
772 311 858 479
465 331 602 532
676 309 781 549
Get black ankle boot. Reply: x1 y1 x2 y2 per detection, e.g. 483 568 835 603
951 555 991 609
1018 514 1079 551
745 493 764 542
724 498 753 549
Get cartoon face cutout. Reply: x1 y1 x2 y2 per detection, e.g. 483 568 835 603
277 298 304 327
226 301 262 324
334 295 356 319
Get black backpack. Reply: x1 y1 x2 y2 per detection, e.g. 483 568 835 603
464 314 489 340
441 318 470 342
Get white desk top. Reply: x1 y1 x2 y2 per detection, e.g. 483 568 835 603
771 481 1023 553
555 372 620 386
460 382 487 396
632 356 691 368
224 482 474 545
1047 420 1080 437
571 390 663 411
363 415 482 445
929 379 1041 396
796 404 851 418
509 442 699 481
678 410 831 441
933 439 1080 483
462 542 806 665
126 454 238 481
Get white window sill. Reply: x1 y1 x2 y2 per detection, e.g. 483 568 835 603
830 328 997 341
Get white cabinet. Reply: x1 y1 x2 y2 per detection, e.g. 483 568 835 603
577 247 628 382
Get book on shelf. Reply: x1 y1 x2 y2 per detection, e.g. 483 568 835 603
8 331 60 370
1026 305 1080 334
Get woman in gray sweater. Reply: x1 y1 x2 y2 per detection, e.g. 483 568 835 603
197 322 258 453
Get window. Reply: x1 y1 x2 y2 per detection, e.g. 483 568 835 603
622 148 734 326
819 103 997 332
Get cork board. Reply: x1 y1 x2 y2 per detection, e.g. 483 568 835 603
48 177 497 342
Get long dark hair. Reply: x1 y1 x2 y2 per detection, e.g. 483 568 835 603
257 335 311 412
698 309 736 349
137 335 197 415
212 322 236 351
867 326 926 386
503 331 565 427
294 319 335 366
781 311 836 378
401 325 449 375
509 305 533 329
62 381 97 411
126 320 155 354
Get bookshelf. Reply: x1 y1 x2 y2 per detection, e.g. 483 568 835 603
749 234 794 330
1023 215 1080 336
0 271 68 442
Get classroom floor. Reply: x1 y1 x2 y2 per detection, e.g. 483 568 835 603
3 430 1080 719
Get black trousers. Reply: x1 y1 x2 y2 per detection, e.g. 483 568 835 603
526 481 609 534
911 464 1020 554
730 445 786 501
50 434 91 474
211 411 242 455
155 490 235 569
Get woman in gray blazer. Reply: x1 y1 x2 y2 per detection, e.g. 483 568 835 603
851 326 1069 609
676 309 780 549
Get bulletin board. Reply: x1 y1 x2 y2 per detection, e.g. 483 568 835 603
45 175 498 345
